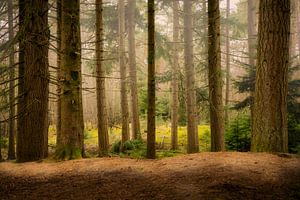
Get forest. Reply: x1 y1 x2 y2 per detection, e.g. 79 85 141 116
0 0 300 199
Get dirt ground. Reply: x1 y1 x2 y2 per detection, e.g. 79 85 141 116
0 152 300 200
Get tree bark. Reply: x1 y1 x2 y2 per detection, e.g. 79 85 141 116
171 0 179 150
147 0 156 159
96 0 109 156
56 0 62 149
17 0 49 162
208 0 225 152
128 0 141 140
7 0 16 160
224 0 230 125
56 0 84 159
251 0 290 153
118 0 129 149
248 0 257 124
184 0 199 153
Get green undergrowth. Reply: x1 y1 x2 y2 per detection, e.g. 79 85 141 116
55 145 82 160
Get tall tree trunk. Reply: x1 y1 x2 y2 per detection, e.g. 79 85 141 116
224 0 230 125
251 0 290 153
171 1 179 150
118 0 129 149
96 0 109 156
7 0 16 160
147 0 155 159
17 0 49 162
56 0 84 159
208 0 225 152
248 0 256 124
184 0 198 153
128 0 141 140
56 0 62 149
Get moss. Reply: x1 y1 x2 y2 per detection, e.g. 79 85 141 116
55 145 82 160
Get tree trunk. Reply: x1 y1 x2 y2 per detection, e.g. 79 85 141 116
128 0 141 140
184 0 198 153
96 0 109 156
208 0 225 152
17 0 49 162
118 0 129 149
251 0 290 153
147 0 156 159
224 0 230 125
7 0 15 160
56 0 62 149
56 0 84 159
248 0 257 124
171 0 179 150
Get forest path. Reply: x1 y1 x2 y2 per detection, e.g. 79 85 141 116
0 152 300 200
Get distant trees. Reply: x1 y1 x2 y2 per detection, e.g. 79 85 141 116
17 0 50 162
147 0 156 159
251 0 290 152
56 0 84 159
208 0 225 152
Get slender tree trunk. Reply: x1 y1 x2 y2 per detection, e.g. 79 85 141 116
7 0 15 160
96 0 109 156
171 1 179 150
248 0 256 124
56 0 62 149
224 0 230 125
251 0 290 153
208 0 225 152
128 0 141 140
17 0 49 162
147 0 155 159
118 0 129 149
56 0 84 159
184 0 198 153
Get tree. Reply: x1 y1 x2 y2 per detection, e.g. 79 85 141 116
224 0 230 125
7 0 15 160
251 0 290 152
17 0 50 162
184 0 198 153
118 0 129 148
208 0 225 152
147 0 155 159
171 0 179 150
96 0 109 156
56 0 62 149
56 0 84 159
128 0 141 140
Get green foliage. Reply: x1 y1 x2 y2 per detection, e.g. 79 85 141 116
111 140 121 153
112 140 147 159
225 114 251 152
288 115 300 154
0 136 8 148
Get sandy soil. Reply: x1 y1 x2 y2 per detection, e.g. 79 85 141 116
0 152 300 200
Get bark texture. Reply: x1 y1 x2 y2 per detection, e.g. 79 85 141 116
17 0 49 162
118 0 129 148
208 0 225 152
128 0 141 140
56 0 62 148
56 0 84 159
7 0 15 160
96 0 109 156
251 0 290 153
147 0 156 159
224 0 230 124
184 0 199 153
171 1 179 150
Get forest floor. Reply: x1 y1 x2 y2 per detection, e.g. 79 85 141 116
0 152 300 200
